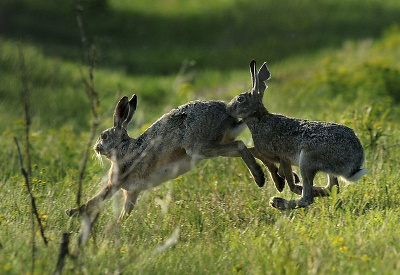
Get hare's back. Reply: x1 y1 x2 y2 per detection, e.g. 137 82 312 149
142 100 233 140
300 120 362 150
178 100 238 143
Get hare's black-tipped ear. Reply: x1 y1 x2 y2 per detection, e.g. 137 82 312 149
113 96 130 128
250 60 257 90
250 59 259 98
122 94 137 128
258 62 271 100
258 62 271 82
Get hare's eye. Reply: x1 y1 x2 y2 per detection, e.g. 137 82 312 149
101 133 108 140
237 96 245 103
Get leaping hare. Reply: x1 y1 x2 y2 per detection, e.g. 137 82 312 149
67 94 275 221
227 60 368 210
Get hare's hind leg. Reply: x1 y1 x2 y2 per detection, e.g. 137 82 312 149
189 141 265 187
118 190 140 222
310 174 339 197
326 175 339 193
270 152 316 210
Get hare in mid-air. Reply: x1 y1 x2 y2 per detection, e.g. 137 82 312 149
227 60 368 210
66 94 291 221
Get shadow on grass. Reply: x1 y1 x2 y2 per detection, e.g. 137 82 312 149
2 0 400 74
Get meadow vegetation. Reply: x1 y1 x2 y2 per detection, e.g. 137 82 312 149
1 0 400 274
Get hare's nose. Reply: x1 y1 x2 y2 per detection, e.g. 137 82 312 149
94 143 102 152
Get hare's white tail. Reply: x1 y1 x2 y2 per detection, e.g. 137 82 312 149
344 168 369 182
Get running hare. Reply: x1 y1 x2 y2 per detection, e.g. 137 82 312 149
227 60 368 210
66 94 269 221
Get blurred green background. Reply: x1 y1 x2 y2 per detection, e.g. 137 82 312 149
1 0 400 130
3 0 400 73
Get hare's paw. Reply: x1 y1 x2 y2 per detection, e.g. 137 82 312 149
289 184 303 195
290 197 313 209
269 196 289 210
118 209 130 223
270 196 313 210
272 174 285 192
256 175 265 187
253 163 265 187
65 208 79 217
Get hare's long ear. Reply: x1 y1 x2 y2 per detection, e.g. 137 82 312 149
250 60 259 98
257 62 271 100
122 94 137 128
113 96 130 128
250 60 256 89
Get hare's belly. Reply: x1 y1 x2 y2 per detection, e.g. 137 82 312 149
133 155 201 190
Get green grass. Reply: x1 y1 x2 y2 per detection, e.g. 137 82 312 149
1 0 400 274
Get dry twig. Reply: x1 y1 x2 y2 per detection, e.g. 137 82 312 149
17 45 32 176
14 137 48 247
53 232 72 275
75 0 100 212
16 45 48 274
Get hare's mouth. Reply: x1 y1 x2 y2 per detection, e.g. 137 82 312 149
94 150 104 167
94 145 113 160
94 143 105 155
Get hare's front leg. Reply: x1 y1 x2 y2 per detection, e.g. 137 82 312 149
249 147 299 192
66 183 120 217
190 141 265 187
234 142 265 187
280 159 302 195
118 190 140 222
278 165 300 184
249 147 284 191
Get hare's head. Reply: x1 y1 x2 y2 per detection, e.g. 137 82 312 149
94 94 137 159
227 60 270 118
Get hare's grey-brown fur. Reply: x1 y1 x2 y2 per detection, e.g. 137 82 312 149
66 94 271 221
227 60 368 210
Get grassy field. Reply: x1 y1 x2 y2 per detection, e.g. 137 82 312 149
1 0 400 274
